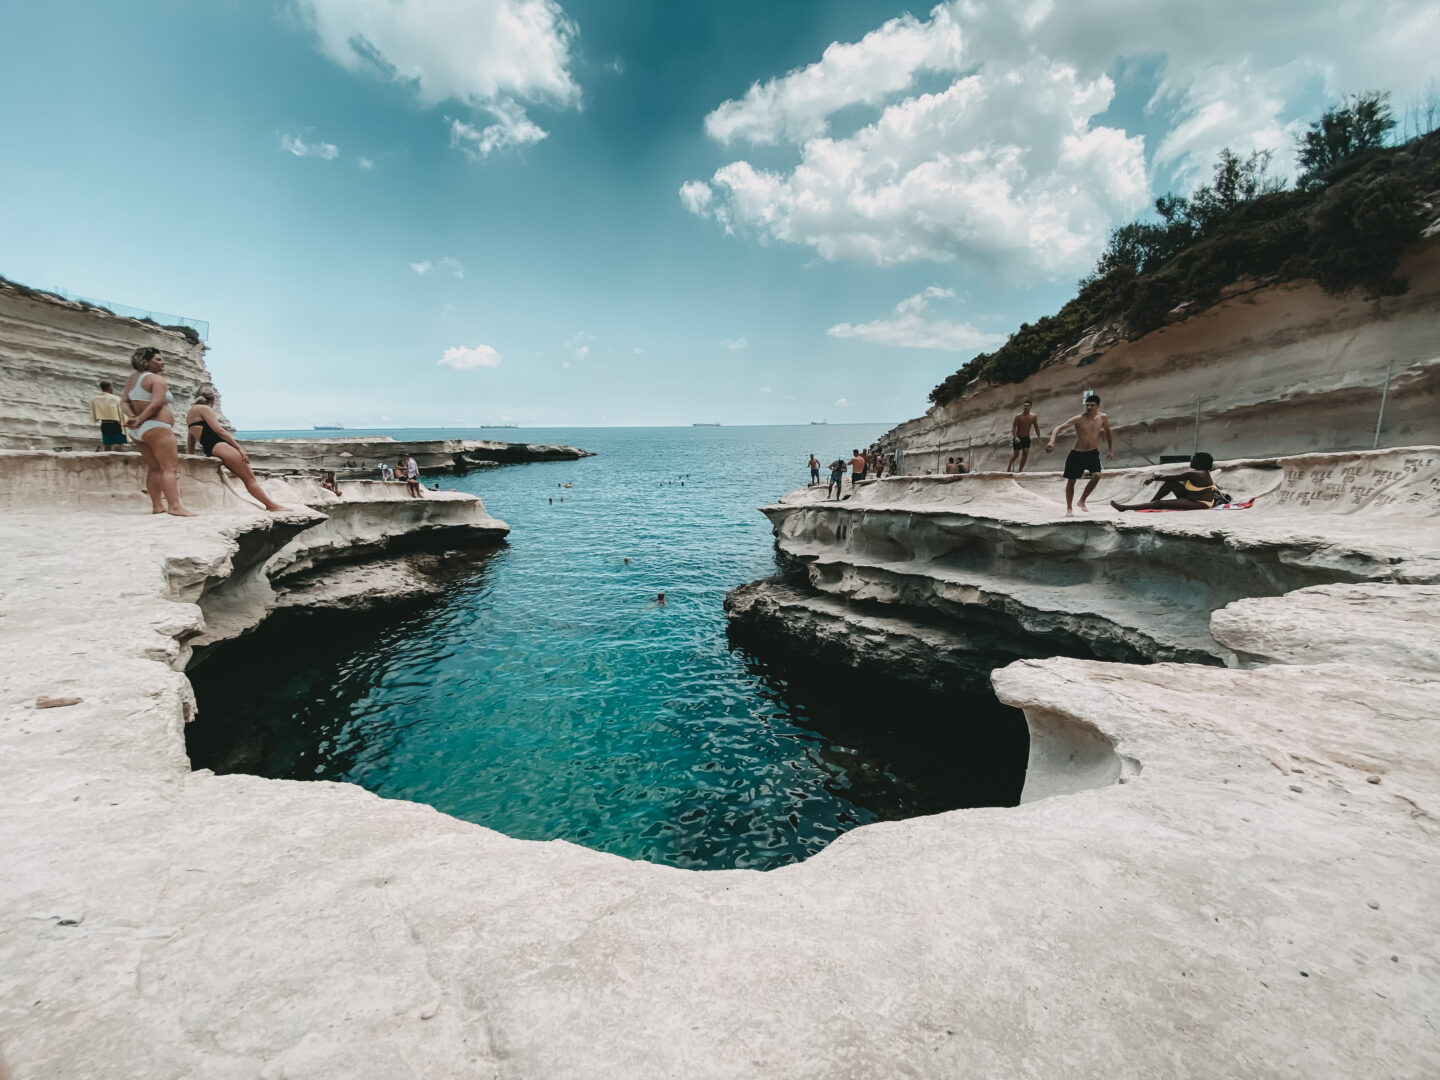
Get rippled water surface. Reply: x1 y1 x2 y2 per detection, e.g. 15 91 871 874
192 425 1027 870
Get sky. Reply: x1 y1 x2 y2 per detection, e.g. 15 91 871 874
1 1 1434 429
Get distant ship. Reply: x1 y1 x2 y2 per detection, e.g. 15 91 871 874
810 420 828 425
313 423 345 430
480 423 519 429
693 421 721 427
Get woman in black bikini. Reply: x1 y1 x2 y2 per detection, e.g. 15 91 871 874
185 389 288 512
1111 452 1220 513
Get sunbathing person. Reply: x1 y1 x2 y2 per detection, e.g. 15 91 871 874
1111 452 1219 512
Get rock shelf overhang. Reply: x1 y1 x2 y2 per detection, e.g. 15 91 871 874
1 450 1438 1077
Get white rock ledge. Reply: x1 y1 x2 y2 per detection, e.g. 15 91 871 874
1 453 1438 1078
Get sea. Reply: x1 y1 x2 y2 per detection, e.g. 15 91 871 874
189 425 1025 871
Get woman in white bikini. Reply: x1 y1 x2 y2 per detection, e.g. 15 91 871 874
122 347 196 516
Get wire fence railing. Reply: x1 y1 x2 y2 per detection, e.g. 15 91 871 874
48 286 209 342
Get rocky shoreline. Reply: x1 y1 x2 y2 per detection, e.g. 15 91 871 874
2 447 1437 1077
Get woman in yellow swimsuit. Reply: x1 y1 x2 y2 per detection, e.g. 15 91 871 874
1111 452 1219 512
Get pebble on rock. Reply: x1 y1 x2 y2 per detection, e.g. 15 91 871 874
1365 775 1382 784
36 696 83 709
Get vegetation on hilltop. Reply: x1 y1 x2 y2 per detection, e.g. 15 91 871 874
929 92 1440 407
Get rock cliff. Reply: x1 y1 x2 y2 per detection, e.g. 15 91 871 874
0 278 218 450
881 240 1440 473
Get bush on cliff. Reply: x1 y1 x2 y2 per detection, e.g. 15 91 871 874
928 104 1439 407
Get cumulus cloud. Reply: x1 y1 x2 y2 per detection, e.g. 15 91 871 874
683 0 1438 275
678 180 713 216
448 105 548 159
438 344 502 369
280 133 339 159
704 7 964 146
410 261 432 275
295 0 580 158
834 398 852 408
720 336 748 351
358 156 376 170
828 286 1001 352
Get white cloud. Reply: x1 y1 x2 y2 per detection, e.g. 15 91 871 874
296 0 581 158
678 180 713 216
828 285 1002 352
297 0 579 107
280 133 339 159
412 256 465 278
438 344 501 369
448 105 548 160
684 0 1438 274
759 386 772 393
720 336 748 351
358 156 375 170
834 398 853 408
703 7 964 146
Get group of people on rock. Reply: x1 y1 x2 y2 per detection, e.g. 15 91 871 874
807 448 895 499
805 394 1223 517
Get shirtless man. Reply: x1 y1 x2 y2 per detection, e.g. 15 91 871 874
1007 400 1043 473
849 448 867 487
1045 394 1113 515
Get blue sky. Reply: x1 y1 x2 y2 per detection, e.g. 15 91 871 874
1 1 1433 429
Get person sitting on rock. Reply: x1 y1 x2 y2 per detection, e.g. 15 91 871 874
1111 452 1219 513
320 472 342 497
186 389 288 512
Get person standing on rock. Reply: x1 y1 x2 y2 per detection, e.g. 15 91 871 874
185 389 288 512
1045 394 1113 515
404 455 423 498
1008 400 1044 473
826 456 846 499
849 448 867 488
90 381 128 452
122 347 196 517
808 454 820 486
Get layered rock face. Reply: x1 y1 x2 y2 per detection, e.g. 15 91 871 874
730 448 1440 678
882 241 1440 473
0 280 217 450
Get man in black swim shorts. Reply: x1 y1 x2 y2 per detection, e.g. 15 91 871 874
1045 394 1113 515
1008 400 1042 473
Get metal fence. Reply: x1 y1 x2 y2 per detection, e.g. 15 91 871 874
48 286 209 342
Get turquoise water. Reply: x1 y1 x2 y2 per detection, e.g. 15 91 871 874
190 425 1027 870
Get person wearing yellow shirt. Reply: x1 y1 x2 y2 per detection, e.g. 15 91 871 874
89 381 128 451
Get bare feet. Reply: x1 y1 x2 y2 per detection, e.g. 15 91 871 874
265 505 290 513
166 507 198 517
1077 501 1089 512
1065 507 1074 516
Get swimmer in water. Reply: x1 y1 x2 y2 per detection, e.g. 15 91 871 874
656 592 666 604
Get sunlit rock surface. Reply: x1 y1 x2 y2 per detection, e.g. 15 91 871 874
738 448 1440 669
1 448 1437 1077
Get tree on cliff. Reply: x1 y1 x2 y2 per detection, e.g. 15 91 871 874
1296 91 1396 189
